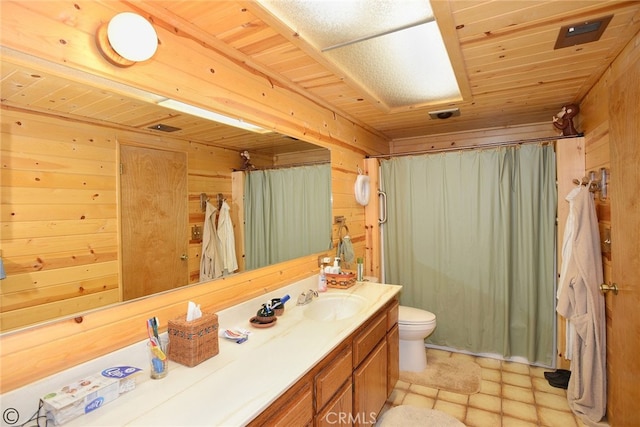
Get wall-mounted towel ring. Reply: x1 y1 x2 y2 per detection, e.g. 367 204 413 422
355 173 370 206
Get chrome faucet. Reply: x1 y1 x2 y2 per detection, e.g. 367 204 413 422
297 289 318 305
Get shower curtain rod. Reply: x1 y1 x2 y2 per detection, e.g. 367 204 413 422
233 160 330 172
366 133 584 158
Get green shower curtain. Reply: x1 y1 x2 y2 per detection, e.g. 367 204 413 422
381 144 556 365
244 163 332 270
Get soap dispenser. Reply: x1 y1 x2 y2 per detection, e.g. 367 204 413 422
331 257 341 274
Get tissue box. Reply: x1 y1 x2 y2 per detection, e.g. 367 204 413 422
167 311 219 367
42 366 141 426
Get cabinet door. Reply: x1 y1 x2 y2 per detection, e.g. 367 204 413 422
316 381 353 427
264 383 313 427
353 340 388 426
387 324 399 395
316 347 353 410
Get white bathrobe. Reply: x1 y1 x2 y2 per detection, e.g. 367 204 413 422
200 201 223 281
217 200 238 275
556 186 606 424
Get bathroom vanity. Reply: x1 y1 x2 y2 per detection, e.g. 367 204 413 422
3 277 401 426
249 289 400 426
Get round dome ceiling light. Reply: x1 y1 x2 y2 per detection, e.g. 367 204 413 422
96 12 158 67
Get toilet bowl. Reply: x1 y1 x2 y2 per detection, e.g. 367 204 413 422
398 305 437 372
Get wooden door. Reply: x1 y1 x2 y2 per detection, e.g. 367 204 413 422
120 145 188 300
607 49 640 425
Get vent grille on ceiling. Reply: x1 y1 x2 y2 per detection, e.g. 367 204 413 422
554 15 612 50
148 123 182 132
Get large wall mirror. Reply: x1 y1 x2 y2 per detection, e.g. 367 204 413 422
0 53 331 332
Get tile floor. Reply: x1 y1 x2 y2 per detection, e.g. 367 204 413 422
381 348 587 427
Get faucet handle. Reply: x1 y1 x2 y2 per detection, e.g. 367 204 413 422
297 292 308 305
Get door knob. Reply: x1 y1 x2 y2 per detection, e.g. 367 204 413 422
180 254 188 260
599 283 618 295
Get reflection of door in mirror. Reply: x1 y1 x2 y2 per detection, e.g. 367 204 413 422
120 145 188 300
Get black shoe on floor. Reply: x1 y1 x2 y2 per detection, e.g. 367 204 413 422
547 373 570 389
543 369 571 381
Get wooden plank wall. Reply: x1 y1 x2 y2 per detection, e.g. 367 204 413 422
0 0 384 392
578 53 614 410
0 107 245 331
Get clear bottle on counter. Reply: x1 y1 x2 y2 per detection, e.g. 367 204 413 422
356 257 364 281
318 265 327 292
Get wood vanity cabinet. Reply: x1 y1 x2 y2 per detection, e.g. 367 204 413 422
386 301 400 396
249 297 399 427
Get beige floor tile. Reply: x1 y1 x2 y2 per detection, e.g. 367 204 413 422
538 406 579 427
433 399 467 422
475 356 502 370
502 415 538 427
534 390 571 412
502 399 538 423
449 352 477 363
532 377 566 395
468 393 501 413
502 384 534 404
502 372 532 388
501 361 530 375
407 383 438 398
402 392 435 409
480 379 502 396
529 365 552 379
465 407 502 427
425 348 452 360
388 352 582 427
387 388 406 406
481 367 502 382
393 379 411 390
437 390 469 405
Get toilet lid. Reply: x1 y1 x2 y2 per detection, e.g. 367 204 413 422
399 305 436 324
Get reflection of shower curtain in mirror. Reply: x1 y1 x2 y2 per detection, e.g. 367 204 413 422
244 164 332 270
381 145 557 365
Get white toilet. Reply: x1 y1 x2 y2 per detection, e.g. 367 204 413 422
398 305 437 372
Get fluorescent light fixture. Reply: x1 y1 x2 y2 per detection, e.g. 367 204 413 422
157 99 271 134
258 0 462 109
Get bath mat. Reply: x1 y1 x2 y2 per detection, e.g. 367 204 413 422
377 405 466 427
399 354 481 395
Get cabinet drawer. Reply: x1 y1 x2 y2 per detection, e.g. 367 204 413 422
353 312 387 366
387 300 399 331
316 347 353 410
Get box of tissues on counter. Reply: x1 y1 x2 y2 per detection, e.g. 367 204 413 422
167 302 219 367
41 366 141 425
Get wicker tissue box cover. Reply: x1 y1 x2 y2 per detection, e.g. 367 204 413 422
167 311 219 367
325 271 356 289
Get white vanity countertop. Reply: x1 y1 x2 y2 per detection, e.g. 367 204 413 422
59 278 401 427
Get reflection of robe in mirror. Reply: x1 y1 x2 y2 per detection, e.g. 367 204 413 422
217 200 238 275
200 201 224 281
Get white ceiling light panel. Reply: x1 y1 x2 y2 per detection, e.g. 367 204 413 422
258 0 461 109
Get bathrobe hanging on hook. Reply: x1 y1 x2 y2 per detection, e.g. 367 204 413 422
556 185 606 424
217 200 238 275
200 201 224 281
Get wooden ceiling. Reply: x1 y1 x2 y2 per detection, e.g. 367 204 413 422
134 0 640 141
3 1 640 150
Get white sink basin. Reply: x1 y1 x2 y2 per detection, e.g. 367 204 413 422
304 293 368 321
